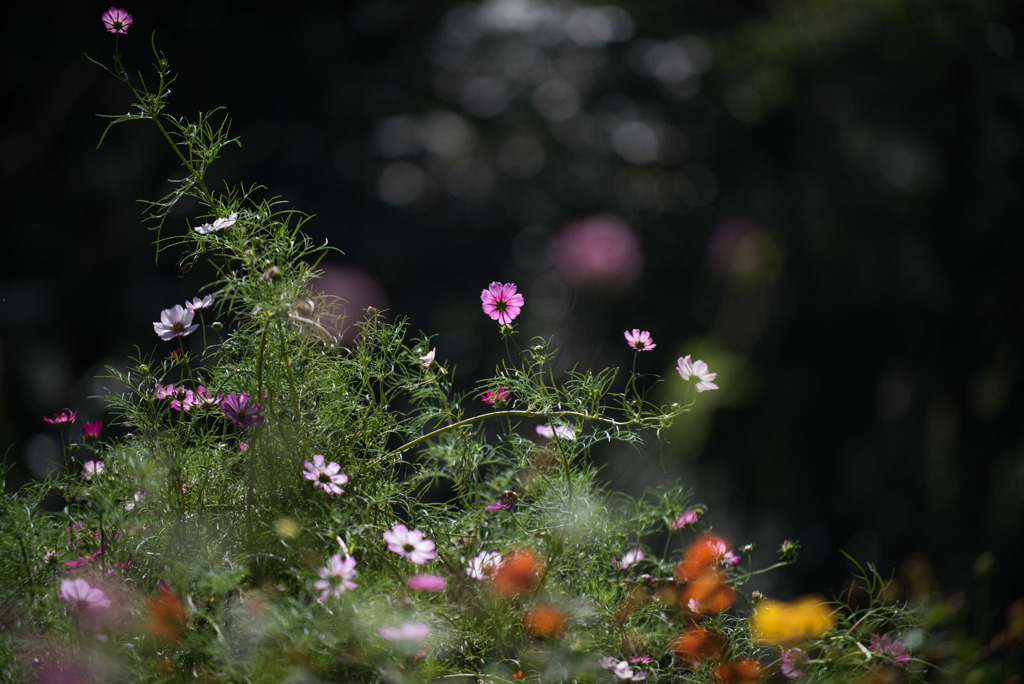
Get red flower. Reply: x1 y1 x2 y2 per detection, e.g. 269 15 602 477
146 584 187 643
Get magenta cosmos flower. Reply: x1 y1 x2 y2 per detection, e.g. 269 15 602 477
383 524 437 564
676 355 719 392
59 578 111 613
669 509 700 530
480 281 525 326
303 454 348 495
43 409 77 424
869 634 911 667
481 387 511 405
221 392 265 427
101 6 133 34
314 553 357 600
406 573 446 591
153 304 199 341
81 421 103 442
624 329 656 351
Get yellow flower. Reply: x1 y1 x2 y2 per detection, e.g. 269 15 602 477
752 595 836 645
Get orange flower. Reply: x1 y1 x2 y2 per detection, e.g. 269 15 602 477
675 534 728 582
146 584 187 643
680 568 736 615
712 658 761 683
671 625 722 666
522 604 568 639
492 548 545 596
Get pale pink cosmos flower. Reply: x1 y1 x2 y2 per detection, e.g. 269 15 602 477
303 455 348 495
599 657 647 681
617 547 645 569
221 392 264 427
153 305 199 341
536 424 575 441
624 329 656 351
313 553 357 600
379 621 431 641
194 212 238 235
82 460 105 481
406 574 446 591
869 634 911 667
669 510 701 530
465 551 502 579
480 282 525 325
186 295 214 311
418 348 437 369
59 578 111 613
101 7 133 34
43 409 78 424
676 355 719 392
481 387 511 405
780 648 807 679
383 524 437 564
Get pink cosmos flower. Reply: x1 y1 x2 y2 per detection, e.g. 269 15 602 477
43 409 78 424
82 460 105 481
313 553 358 600
101 7 133 34
710 538 741 566
418 348 437 369
465 550 502 579
481 387 511 405
153 304 199 341
59 578 111 613
379 621 431 641
676 355 719 392
153 383 175 400
303 454 348 495
485 490 518 511
617 547 645 569
669 510 701 530
624 329 656 351
536 424 575 441
186 295 214 311
221 392 264 427
81 421 103 442
599 657 648 681
480 281 525 326
406 574 446 591
780 648 807 679
869 634 911 667
194 212 238 235
383 524 437 564
64 546 103 569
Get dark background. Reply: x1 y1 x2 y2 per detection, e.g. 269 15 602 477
3 0 1023 635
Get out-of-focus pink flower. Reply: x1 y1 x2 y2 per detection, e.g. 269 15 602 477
709 538 741 566
314 554 357 601
43 409 77 424
81 421 103 442
780 648 807 679
869 634 911 667
64 546 104 569
624 329 656 352
303 455 348 495
485 490 518 511
153 305 198 341
481 387 511 405
550 216 644 289
221 393 264 427
617 547 645 569
101 6 133 34
383 524 437 564
669 510 701 530
536 424 575 441
379 621 431 641
82 460 105 481
406 574 446 591
59 577 111 613
676 355 718 393
480 282 525 326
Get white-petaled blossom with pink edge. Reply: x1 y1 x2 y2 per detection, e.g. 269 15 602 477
313 554 357 601
186 295 214 310
617 547 645 569
194 212 238 235
303 454 348 495
383 523 437 564
465 550 503 579
153 304 199 341
676 355 719 392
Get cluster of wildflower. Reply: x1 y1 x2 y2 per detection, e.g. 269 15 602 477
153 383 222 411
